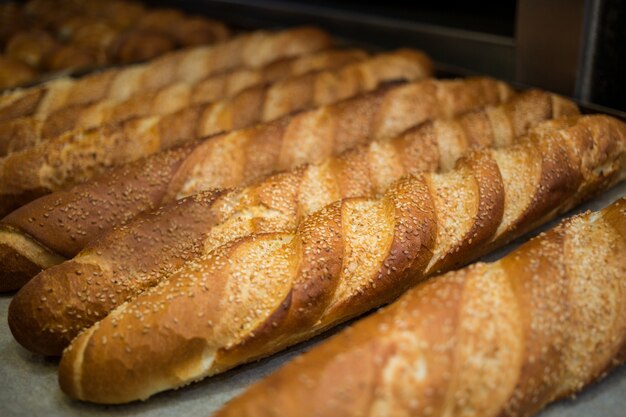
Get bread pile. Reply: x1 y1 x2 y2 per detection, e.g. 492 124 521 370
0 0 230 89
0 19 624 417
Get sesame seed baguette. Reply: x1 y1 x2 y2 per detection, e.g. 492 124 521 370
0 4 229 88
0 76 509 292
58 114 626 403
0 142 201 292
0 49 370 156
8 90 577 355
0 26 333 122
216 196 626 417
0 49 433 216
3 16 230 85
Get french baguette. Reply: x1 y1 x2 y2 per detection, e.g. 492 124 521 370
0 26 332 122
0 49 432 215
133 9 230 48
23 1 229 51
0 49 369 156
56 114 626 403
0 0 230 89
0 55 37 90
216 196 626 417
8 90 579 354
5 29 62 69
0 77 509 291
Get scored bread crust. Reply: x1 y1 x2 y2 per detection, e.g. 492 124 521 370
0 49 433 215
215 196 626 417
8 90 578 355
0 49 370 156
0 77 509 292
0 1 231 90
56 114 626 403
0 26 333 122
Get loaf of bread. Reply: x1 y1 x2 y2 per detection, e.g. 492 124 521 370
0 56 37 90
0 141 202 292
134 9 229 47
0 0 231 89
0 27 332 122
48 4 230 51
0 77 510 292
5 29 63 69
0 49 369 156
8 90 578 355
0 49 432 216
216 196 626 417
53 115 626 403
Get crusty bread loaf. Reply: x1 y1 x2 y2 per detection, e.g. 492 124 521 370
0 49 369 156
0 0 231 89
0 142 200 292
7 90 579 354
55 115 626 403
133 9 229 47
0 26 332 122
5 29 61 69
0 56 37 90
0 49 432 216
0 77 510 292
216 196 626 417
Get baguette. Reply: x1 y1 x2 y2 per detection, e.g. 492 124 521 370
216 196 626 417
0 48 369 156
5 29 61 69
8 90 579 354
0 49 433 215
0 77 510 292
134 9 230 47
0 2 230 88
55 114 626 403
0 26 333 122
30 2 229 50
0 56 37 90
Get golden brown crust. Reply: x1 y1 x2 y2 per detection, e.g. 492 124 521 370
136 10 229 47
56 114 626 403
0 142 197 293
1 77 506 298
5 29 60 69
5 90 565 352
0 49 409 156
3 142 197 256
0 27 333 120
105 29 175 64
0 48 367 151
0 56 37 91
216 196 626 417
0 1 231 89
0 245 38 292
8 189 226 355
0 49 432 214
